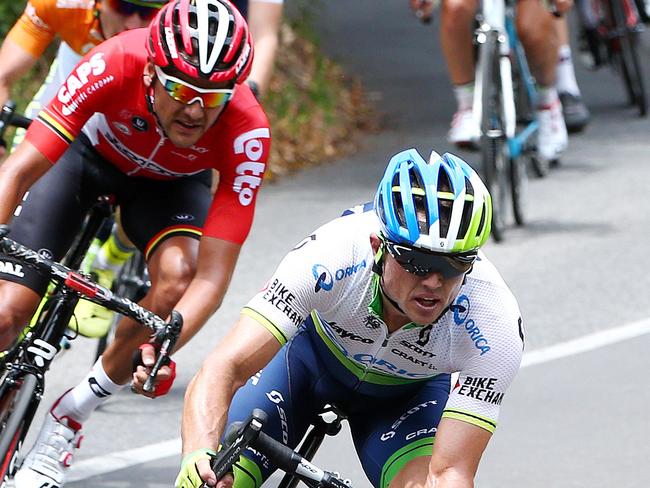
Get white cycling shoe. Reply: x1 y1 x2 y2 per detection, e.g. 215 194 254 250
13 410 83 488
447 109 480 148
536 99 568 163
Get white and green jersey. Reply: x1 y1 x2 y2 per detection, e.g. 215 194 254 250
243 207 523 433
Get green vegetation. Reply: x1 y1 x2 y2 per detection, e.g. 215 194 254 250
0 4 24 37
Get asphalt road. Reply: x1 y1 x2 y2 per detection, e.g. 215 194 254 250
16 1 650 487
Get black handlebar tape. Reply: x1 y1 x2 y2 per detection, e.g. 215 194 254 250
251 430 303 474
11 114 32 129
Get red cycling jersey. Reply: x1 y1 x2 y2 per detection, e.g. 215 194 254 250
26 28 271 245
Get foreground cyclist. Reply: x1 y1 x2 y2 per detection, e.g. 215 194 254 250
178 148 524 487
0 0 270 485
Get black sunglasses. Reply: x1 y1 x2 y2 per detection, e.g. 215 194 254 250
383 239 476 279
105 0 161 20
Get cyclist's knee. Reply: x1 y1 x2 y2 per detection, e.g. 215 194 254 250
517 0 556 45
149 258 196 310
0 283 41 349
441 0 476 25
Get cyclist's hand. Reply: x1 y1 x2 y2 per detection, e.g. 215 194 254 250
131 343 177 398
175 449 219 487
409 0 436 22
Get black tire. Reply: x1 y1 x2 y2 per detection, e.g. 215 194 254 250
612 0 648 116
0 373 38 481
510 155 528 226
511 53 550 178
479 31 508 242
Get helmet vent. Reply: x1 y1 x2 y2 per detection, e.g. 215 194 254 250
390 172 406 229
476 202 487 236
437 168 453 238
188 10 198 29
457 179 474 238
206 3 219 36
410 164 429 234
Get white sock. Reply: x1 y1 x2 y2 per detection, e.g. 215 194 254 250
537 85 559 109
51 357 124 424
453 82 475 112
555 45 581 96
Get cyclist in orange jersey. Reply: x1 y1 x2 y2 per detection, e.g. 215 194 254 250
0 0 168 156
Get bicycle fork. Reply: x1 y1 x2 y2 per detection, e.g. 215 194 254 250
473 25 517 142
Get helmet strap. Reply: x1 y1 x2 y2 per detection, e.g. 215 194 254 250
379 277 407 316
144 81 172 139
373 242 408 316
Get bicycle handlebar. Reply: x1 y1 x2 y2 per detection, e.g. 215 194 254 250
205 409 352 488
0 224 181 393
0 101 32 144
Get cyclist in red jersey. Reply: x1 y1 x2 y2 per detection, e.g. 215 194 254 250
0 1 270 486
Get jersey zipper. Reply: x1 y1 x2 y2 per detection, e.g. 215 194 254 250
127 132 166 176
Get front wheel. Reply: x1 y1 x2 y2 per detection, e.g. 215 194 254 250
482 139 508 241
0 373 39 481
478 31 508 242
510 155 529 226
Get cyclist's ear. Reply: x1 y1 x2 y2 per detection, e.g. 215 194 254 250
369 233 382 255
143 62 155 87
369 233 385 276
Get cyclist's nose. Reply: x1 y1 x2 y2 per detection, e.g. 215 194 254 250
182 100 205 119
420 270 444 288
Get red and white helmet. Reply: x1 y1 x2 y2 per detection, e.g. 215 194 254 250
147 0 253 84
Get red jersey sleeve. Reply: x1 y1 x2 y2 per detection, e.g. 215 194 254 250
25 39 125 163
203 120 271 244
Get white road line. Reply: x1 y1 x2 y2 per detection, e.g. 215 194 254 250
68 318 650 482
521 318 650 368
67 437 181 482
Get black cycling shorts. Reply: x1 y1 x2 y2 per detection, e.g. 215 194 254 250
0 135 211 295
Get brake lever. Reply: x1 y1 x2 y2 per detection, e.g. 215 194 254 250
200 409 268 488
142 310 183 393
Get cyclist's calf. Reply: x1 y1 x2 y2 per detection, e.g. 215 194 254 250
0 281 42 350
516 0 559 85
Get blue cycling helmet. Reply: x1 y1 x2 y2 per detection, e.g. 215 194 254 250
374 148 492 253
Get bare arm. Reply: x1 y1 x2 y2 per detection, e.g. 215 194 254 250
173 235 242 350
247 1 284 97
427 418 491 487
181 313 282 483
133 235 243 394
0 141 52 223
0 38 39 109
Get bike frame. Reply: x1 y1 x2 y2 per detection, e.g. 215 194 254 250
474 0 538 155
0 198 111 472
1 199 111 392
